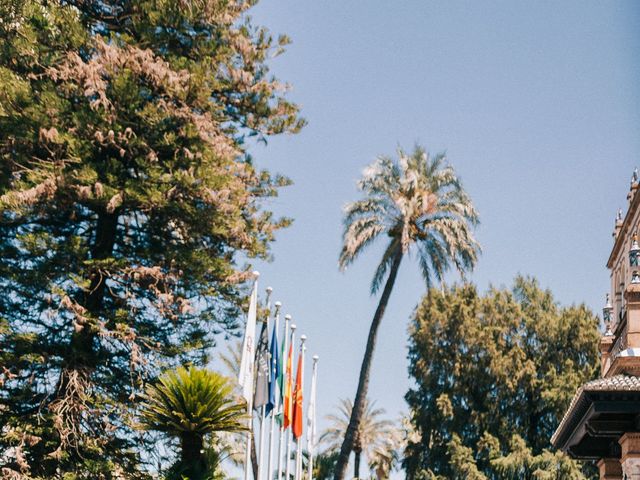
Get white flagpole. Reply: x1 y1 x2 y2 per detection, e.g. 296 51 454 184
241 272 260 480
294 335 307 480
267 301 282 480
307 355 318 480
277 314 291 480
258 407 267 480
244 387 254 480
257 287 273 480
285 324 296 480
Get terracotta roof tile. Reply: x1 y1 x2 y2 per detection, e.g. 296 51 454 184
551 375 640 447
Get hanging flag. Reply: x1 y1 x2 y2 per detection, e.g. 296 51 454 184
307 356 318 454
292 349 303 440
266 319 280 416
283 340 294 429
276 320 288 424
253 320 270 410
238 276 259 403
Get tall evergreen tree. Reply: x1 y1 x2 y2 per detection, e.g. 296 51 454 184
404 278 600 480
334 145 480 479
0 1 303 477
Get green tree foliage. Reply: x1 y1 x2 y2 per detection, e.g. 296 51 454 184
139 366 246 480
0 0 303 477
404 277 600 480
314 451 340 480
334 145 480 480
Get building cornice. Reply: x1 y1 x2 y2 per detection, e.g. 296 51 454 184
608 185 640 269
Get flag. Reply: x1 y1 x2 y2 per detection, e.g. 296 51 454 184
253 320 270 410
283 340 293 429
292 349 303 440
306 358 318 453
276 322 287 424
238 277 258 403
266 319 280 415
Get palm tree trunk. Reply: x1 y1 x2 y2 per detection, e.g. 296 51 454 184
333 250 403 480
353 449 361 479
251 430 258 480
181 432 205 477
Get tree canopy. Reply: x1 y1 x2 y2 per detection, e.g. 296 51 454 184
0 1 303 477
404 277 600 480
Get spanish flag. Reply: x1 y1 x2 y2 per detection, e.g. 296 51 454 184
283 341 293 429
292 349 303 439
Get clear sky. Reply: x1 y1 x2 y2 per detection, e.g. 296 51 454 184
232 0 640 474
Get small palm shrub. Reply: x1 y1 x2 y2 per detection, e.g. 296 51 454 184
140 366 247 479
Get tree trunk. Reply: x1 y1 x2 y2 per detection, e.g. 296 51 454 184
181 431 206 478
353 449 361 479
251 430 259 480
69 212 119 367
54 211 119 452
333 250 403 480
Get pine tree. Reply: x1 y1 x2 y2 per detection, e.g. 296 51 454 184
0 1 303 477
404 277 599 480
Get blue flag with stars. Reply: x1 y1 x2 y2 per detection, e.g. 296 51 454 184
266 320 280 416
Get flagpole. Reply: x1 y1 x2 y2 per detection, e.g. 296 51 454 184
267 301 282 480
242 272 260 480
307 356 319 480
277 314 291 480
294 335 306 480
257 286 273 480
285 323 296 480
245 384 255 480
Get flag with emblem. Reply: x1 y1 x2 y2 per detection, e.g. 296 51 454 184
238 277 258 403
292 349 303 440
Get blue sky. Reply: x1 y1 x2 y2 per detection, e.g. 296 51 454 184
233 0 640 472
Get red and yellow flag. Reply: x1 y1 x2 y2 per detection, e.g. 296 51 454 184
283 342 293 429
292 350 303 439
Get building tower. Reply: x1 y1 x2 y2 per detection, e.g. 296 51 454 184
552 170 640 480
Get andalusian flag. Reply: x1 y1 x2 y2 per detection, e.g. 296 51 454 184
282 340 294 429
292 349 304 440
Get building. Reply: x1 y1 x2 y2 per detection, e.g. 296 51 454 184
552 171 640 480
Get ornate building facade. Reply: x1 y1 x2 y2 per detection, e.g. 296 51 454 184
552 172 640 479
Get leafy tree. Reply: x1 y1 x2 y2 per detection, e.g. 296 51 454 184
139 366 246 480
335 145 480 479
0 0 303 477
404 278 600 479
321 398 403 479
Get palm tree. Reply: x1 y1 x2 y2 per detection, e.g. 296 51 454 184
333 145 480 479
139 366 247 480
322 398 401 479
314 451 340 480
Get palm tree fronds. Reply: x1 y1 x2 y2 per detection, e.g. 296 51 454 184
139 366 248 436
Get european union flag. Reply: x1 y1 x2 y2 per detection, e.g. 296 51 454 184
266 319 280 416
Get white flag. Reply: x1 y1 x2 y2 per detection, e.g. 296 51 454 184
238 276 259 402
307 357 318 454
